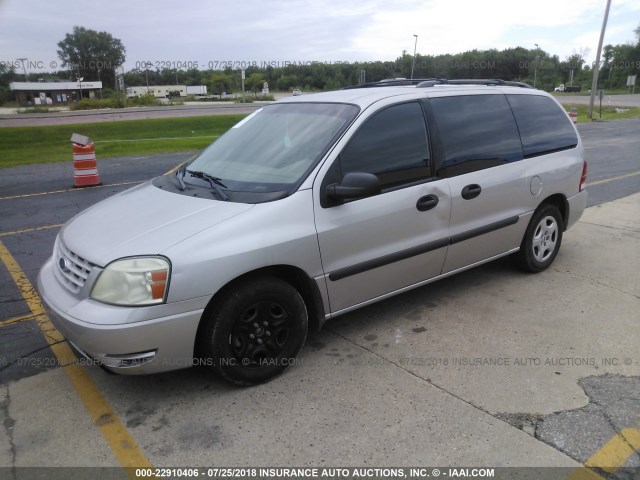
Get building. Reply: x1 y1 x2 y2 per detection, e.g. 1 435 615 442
125 85 207 98
9 81 103 106
126 85 187 98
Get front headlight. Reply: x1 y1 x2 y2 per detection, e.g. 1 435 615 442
91 256 170 306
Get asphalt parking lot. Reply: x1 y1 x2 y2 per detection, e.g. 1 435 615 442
0 119 639 479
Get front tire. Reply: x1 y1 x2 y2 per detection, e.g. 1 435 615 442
515 204 564 273
200 276 308 386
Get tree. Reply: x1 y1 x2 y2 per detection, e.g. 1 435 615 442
601 42 640 89
558 54 585 85
245 73 265 94
209 73 232 96
0 63 18 81
0 63 19 105
57 26 126 89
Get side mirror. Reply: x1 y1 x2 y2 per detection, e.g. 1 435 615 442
326 172 381 200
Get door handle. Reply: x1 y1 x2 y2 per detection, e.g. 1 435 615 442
461 184 482 200
416 194 439 211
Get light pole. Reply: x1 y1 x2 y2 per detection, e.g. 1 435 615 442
77 76 84 100
533 43 539 88
588 0 612 119
410 34 418 79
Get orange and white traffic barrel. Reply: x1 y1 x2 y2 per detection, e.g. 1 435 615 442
71 133 101 187
568 109 578 125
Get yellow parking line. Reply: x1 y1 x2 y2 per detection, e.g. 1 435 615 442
0 240 153 475
566 427 640 479
0 181 142 201
0 224 63 237
164 162 184 175
164 155 196 176
587 170 640 187
0 312 47 327
585 428 640 473
2 156 193 201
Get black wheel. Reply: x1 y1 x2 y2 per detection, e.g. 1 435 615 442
200 276 308 386
515 204 564 273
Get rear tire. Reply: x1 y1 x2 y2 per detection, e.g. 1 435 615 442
200 276 308 386
515 204 563 273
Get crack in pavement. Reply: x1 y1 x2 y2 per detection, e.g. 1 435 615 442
577 220 639 234
0 340 67 373
1 386 17 479
324 327 530 435
551 268 640 300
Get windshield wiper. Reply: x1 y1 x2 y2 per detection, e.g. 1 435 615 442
185 169 229 201
174 163 187 191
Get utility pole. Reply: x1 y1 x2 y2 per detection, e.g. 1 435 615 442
588 0 612 119
241 69 245 103
410 34 418 79
533 44 539 89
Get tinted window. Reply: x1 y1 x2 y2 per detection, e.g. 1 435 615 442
430 95 523 177
507 94 578 157
339 102 430 189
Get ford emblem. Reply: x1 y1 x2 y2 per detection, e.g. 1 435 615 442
59 257 68 270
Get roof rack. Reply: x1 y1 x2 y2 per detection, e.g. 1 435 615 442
416 78 533 88
343 78 533 90
343 78 443 89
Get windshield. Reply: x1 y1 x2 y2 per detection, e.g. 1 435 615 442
186 103 359 195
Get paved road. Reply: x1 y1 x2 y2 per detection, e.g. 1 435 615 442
0 103 262 127
0 121 639 477
580 118 640 206
555 93 640 108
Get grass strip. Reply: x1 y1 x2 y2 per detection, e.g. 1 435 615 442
563 104 640 123
0 114 246 168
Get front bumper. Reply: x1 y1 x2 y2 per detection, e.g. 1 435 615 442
37 257 207 375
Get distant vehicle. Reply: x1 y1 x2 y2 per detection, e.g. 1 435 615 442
554 84 581 93
187 85 207 96
292 89 302 96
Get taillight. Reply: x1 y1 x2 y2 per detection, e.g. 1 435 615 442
579 160 588 192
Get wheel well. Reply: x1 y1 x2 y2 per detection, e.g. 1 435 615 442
539 194 569 230
194 266 325 357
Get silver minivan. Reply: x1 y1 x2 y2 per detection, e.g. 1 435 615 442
38 79 588 385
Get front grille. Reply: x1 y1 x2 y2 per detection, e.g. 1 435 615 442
55 240 96 294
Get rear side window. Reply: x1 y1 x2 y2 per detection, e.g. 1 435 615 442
429 95 523 177
339 102 430 189
506 94 578 158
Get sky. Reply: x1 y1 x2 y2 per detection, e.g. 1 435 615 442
0 0 639 77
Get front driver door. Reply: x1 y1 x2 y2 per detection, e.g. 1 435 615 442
314 101 451 315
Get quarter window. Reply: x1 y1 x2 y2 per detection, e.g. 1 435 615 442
339 102 430 189
507 94 578 157
429 95 523 177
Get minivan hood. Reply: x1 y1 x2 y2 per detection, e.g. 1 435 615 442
60 181 253 266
